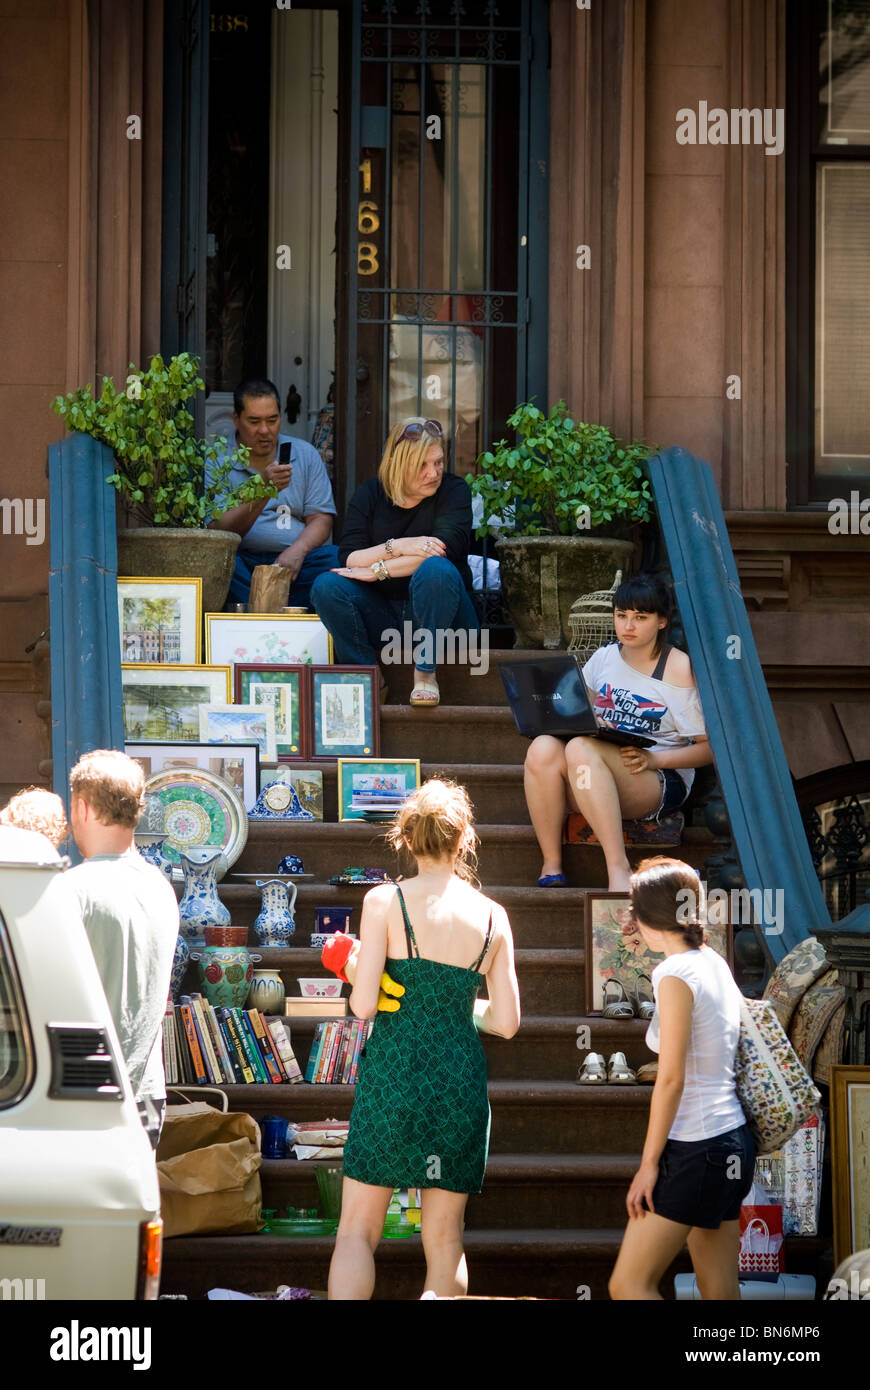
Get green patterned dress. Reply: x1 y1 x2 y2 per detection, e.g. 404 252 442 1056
342 886 494 1194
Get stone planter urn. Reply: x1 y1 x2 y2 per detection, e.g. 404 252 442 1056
495 535 636 649
117 527 241 614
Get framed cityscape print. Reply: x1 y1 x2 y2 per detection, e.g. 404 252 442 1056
204 612 333 668
198 702 277 762
584 892 733 1013
234 664 307 760
121 664 232 743
118 577 202 664
830 1065 870 1265
337 757 420 822
309 665 379 759
126 741 260 810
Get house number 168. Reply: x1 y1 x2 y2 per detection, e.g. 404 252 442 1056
358 158 380 275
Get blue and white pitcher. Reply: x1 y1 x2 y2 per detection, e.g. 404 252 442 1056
253 879 298 947
178 847 230 950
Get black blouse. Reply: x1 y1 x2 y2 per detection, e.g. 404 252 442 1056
337 473 474 599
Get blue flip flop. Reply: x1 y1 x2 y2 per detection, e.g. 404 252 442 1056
537 873 568 887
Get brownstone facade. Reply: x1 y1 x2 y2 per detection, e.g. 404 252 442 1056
1 0 867 808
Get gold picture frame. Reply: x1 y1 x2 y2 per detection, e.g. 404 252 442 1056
830 1064 870 1265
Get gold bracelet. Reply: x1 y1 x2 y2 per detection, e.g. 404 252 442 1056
371 560 389 581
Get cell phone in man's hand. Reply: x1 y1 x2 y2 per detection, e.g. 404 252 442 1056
278 442 292 466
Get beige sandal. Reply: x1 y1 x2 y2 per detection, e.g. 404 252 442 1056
636 1062 658 1084
576 1052 607 1085
409 679 440 707
602 979 635 1020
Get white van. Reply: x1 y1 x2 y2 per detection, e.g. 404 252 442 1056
0 841 162 1300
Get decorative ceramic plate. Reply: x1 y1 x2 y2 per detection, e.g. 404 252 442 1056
144 767 248 871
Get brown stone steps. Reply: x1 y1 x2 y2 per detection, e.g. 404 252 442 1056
235 821 714 887
380 705 528 763
381 649 573 708
218 882 590 949
210 1081 653 1152
258 1153 640 1230
159 1230 829 1302
249 1014 656 1082
187 946 584 1014
279 761 529 824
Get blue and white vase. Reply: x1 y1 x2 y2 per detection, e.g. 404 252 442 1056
169 933 190 1001
178 847 231 950
138 838 175 880
253 879 298 947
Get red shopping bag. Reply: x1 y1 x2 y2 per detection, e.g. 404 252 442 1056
739 1205 785 1281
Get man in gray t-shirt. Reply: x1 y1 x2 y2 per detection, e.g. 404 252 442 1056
207 376 339 606
66 751 179 1148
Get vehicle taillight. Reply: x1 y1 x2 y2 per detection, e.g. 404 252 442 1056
137 1218 162 1299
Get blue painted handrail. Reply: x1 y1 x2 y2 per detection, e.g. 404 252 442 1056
48 435 125 814
646 447 832 965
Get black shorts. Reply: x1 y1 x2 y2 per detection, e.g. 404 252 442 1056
651 1122 756 1230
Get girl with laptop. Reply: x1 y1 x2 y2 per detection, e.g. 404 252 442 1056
523 573 713 890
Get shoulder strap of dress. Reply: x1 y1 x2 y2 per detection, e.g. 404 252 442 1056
394 885 419 959
470 912 494 972
651 643 672 682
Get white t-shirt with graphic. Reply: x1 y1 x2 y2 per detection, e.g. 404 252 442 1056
581 642 707 791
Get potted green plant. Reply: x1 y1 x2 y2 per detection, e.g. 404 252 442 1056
52 352 275 611
468 401 655 648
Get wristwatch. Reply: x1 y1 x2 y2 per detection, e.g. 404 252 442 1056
371 560 390 581
385 538 395 557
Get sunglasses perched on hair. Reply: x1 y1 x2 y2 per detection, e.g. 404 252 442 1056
398 419 444 443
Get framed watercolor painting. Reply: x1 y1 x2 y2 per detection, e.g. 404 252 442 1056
118 577 202 664
121 664 231 743
234 664 307 760
337 757 421 822
309 665 379 759
583 892 733 1013
830 1065 870 1265
204 613 333 668
198 703 277 762
126 741 260 811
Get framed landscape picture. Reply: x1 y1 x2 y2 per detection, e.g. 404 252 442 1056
199 702 277 762
831 1065 870 1265
121 665 231 743
204 612 333 669
583 892 733 1013
126 741 260 810
310 665 379 759
118 577 202 664
337 757 420 822
234 664 307 760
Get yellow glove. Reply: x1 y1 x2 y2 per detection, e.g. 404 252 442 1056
377 972 405 1013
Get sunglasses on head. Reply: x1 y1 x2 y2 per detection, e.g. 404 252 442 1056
398 419 444 443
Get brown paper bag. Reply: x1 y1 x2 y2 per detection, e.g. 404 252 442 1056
249 564 292 613
157 1102 263 1237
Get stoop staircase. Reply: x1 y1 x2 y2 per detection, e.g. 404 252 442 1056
160 649 819 1301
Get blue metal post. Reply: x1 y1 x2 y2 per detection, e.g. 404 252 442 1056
646 447 832 965
48 434 125 813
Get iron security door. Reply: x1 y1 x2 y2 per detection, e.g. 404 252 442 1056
340 0 548 500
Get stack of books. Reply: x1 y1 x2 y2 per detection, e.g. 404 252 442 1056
304 1018 373 1084
163 994 303 1085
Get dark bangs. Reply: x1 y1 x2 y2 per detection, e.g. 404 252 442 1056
613 573 674 653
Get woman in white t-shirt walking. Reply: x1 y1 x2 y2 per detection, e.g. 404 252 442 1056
524 573 713 890
609 857 756 1300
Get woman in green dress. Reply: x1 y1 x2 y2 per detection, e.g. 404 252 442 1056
328 779 521 1300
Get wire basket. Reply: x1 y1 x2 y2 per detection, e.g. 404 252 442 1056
567 569 622 659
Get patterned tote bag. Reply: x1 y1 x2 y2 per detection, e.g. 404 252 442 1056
735 998 821 1155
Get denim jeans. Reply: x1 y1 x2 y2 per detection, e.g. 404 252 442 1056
227 543 340 608
310 556 480 673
